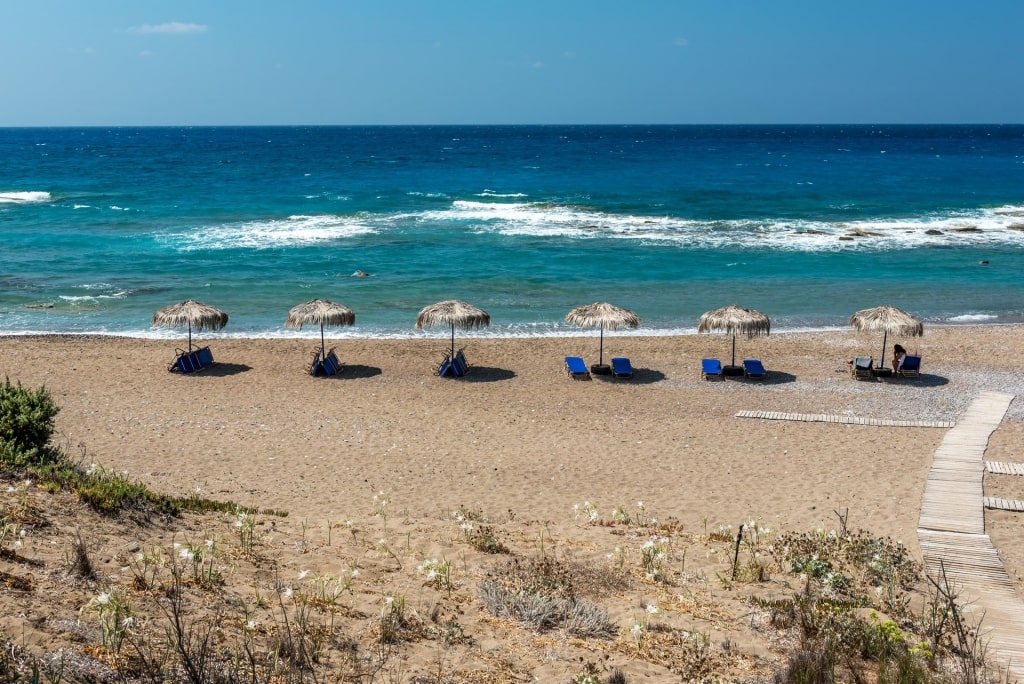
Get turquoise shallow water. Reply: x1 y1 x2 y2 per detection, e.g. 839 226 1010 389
2 125 1023 338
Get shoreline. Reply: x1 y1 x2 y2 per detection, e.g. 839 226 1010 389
1 319 1019 342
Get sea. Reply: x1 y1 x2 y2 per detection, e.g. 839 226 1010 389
2 125 1023 340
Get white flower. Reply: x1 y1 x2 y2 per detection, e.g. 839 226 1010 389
95 592 111 605
298 569 309 580
350 569 360 578
204 539 214 548
282 586 293 599
646 604 659 615
637 501 645 510
245 619 256 630
121 616 135 629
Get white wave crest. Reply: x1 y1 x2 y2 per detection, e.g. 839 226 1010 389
476 190 528 198
165 214 378 250
0 191 52 204
420 200 1024 251
58 292 130 304
947 313 998 323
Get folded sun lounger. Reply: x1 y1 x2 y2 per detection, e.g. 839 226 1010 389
435 348 468 377
611 357 633 379
565 356 590 379
321 348 342 377
701 358 723 380
742 358 767 380
169 347 214 373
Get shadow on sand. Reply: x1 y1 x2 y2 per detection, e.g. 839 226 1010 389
887 373 949 387
333 364 383 379
458 366 517 383
735 370 798 385
594 368 667 385
201 363 251 377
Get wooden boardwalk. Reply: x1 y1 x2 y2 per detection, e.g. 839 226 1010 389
986 461 1024 476
917 391 1023 681
734 410 952 428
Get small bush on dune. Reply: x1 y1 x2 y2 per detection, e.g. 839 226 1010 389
0 378 60 469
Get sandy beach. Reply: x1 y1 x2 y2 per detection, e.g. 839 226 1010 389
1 325 1021 680
3 325 1019 535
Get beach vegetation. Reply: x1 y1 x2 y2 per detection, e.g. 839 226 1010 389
0 378 60 469
0 386 1008 682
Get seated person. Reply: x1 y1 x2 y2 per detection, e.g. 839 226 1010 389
892 344 907 373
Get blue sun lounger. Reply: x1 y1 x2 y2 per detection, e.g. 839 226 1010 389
897 354 921 379
436 348 469 377
321 348 342 376
611 357 633 379
565 356 590 380
169 346 215 373
850 356 873 380
742 358 767 380
701 358 723 380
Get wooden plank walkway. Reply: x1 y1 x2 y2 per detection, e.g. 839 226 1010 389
983 496 1024 512
733 410 953 428
986 461 1024 476
917 391 1023 681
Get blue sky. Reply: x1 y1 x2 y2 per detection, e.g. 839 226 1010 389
3 1 1022 126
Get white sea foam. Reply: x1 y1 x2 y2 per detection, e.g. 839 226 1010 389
58 292 130 304
165 214 378 250
947 313 998 323
418 200 1024 251
0 191 52 204
476 190 528 198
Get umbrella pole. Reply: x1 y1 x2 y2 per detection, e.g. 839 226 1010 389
731 334 737 368
320 323 326 361
451 324 455 364
599 326 605 366
188 323 193 353
879 331 888 369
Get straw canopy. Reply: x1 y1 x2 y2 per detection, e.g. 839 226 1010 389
416 300 490 360
152 299 228 351
285 299 355 359
565 302 640 366
849 305 923 369
698 304 770 368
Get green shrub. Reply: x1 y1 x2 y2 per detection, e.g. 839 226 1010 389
0 378 60 468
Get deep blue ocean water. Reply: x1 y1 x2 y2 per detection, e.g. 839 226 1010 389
2 125 1023 339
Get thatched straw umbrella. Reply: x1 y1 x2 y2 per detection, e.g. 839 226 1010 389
415 300 490 361
849 305 923 369
698 304 771 369
152 299 228 352
285 299 355 361
565 302 640 368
